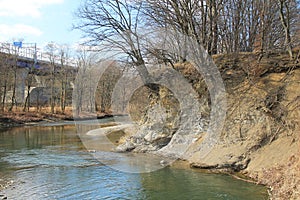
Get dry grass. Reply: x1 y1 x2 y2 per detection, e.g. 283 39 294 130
260 155 300 200
0 106 74 127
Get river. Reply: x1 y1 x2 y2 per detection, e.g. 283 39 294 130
0 120 268 199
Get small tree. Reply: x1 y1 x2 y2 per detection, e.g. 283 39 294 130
57 44 72 114
23 67 34 112
0 43 11 111
9 44 20 111
73 46 99 116
45 42 58 114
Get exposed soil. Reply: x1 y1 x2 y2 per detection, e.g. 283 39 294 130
120 52 300 199
188 53 300 199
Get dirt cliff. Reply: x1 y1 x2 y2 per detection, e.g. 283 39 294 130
118 52 300 199
189 53 300 199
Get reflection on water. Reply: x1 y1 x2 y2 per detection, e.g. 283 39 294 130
0 124 268 199
0 125 82 150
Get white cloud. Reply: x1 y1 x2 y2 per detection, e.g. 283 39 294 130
0 24 43 40
0 0 64 18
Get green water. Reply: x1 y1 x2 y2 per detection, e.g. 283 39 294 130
0 123 268 199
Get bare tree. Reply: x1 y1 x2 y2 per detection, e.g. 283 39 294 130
150 0 300 56
8 44 19 111
23 67 34 112
144 0 201 54
95 61 122 113
57 44 72 114
73 46 99 116
23 45 38 112
144 0 225 55
0 44 11 111
45 42 58 114
74 0 154 88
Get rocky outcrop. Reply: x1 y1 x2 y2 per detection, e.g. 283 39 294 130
116 86 182 153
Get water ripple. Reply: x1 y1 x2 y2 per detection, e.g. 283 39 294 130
0 125 268 200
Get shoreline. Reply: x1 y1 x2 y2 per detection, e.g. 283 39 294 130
0 115 270 198
0 160 268 200
170 159 265 186
0 111 121 129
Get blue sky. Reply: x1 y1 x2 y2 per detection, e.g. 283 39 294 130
0 0 84 49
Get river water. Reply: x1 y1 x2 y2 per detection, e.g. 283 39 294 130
0 121 268 199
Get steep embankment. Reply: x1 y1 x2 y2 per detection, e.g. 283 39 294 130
189 53 300 199
117 52 299 199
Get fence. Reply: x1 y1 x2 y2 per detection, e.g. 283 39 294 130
0 42 77 66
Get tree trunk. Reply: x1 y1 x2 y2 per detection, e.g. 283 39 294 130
23 71 32 112
9 68 17 112
1 75 7 111
278 0 293 60
211 0 219 54
50 69 55 114
60 81 66 114
36 90 40 112
51 84 54 114
23 85 30 112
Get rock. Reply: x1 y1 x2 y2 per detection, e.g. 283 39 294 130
144 132 153 142
133 145 157 153
116 140 135 152
0 194 7 200
160 160 168 166
190 162 218 169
